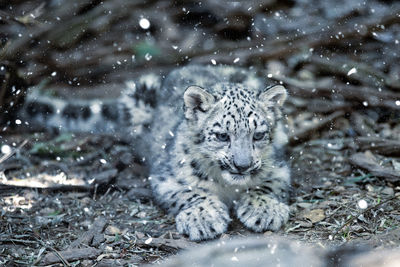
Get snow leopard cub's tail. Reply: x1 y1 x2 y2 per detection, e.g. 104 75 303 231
16 73 161 138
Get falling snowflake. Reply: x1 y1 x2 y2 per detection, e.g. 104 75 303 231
139 18 150 30
1 145 11 154
357 199 368 209
231 256 239 262
144 53 152 61
347 67 357 76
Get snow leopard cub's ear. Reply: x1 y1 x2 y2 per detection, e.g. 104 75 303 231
183 85 215 120
258 85 287 107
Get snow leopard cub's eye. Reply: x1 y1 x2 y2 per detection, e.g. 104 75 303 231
215 132 230 142
253 131 267 141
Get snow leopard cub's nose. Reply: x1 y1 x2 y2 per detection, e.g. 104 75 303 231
231 137 253 173
233 157 253 173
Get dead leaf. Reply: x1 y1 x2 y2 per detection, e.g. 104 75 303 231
300 209 325 223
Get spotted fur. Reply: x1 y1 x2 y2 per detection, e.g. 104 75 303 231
16 65 291 241
18 73 160 137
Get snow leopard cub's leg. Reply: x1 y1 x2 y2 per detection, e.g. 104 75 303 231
152 170 231 241
175 192 231 241
236 159 290 232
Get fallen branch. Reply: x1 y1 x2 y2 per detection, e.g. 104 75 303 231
304 99 352 114
305 137 400 157
355 137 400 157
41 247 101 265
289 110 345 145
0 238 38 244
135 237 197 251
349 152 400 182
0 168 118 190
308 56 400 90
273 75 400 110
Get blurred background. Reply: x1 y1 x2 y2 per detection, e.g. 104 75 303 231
1 0 399 92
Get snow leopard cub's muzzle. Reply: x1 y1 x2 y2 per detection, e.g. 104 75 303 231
218 135 263 185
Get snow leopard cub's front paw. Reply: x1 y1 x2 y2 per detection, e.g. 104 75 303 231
175 198 231 241
236 194 289 232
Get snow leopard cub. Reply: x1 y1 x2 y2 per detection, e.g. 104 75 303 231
149 65 290 240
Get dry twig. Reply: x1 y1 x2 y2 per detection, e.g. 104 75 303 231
0 140 28 164
69 217 107 248
41 247 101 265
332 195 398 238
135 237 197 251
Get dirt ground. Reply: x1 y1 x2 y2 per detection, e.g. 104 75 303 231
1 0 400 266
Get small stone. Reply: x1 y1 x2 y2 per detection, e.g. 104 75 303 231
366 184 374 192
136 211 147 218
135 232 145 239
297 202 312 209
333 186 345 192
105 225 121 235
382 187 394 196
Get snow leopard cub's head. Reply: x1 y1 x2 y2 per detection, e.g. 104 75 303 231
184 83 287 186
